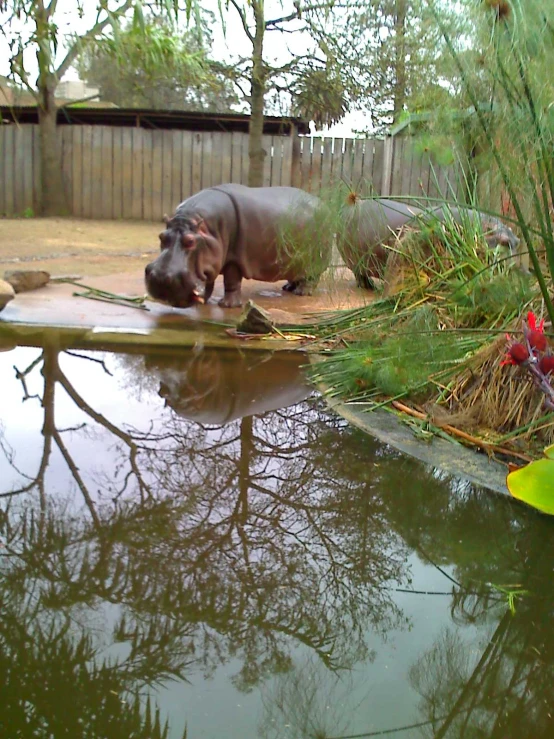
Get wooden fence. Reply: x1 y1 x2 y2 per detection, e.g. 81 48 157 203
0 124 465 220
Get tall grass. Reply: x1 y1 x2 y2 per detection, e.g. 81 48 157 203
427 0 554 322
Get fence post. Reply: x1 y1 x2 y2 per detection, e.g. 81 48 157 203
381 135 393 196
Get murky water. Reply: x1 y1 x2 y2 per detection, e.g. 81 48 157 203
1 340 553 738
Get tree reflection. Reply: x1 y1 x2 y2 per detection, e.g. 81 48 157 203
0 344 411 735
377 455 554 738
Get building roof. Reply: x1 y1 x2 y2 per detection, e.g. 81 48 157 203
0 105 310 135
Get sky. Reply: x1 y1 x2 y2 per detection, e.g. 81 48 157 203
0 0 370 136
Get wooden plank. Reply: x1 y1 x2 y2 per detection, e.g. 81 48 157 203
100 126 113 219
342 138 354 186
21 126 34 215
142 130 153 221
400 137 414 197
230 131 242 183
60 126 73 215
241 132 249 185
361 139 375 194
4 126 15 215
112 126 123 219
151 129 164 219
372 139 385 196
161 130 173 215
331 137 344 188
262 134 272 187
271 136 282 186
211 132 224 186
300 137 312 191
90 126 104 218
181 131 193 200
310 137 323 195
350 139 364 192
71 125 83 216
220 132 232 184
170 129 182 210
281 134 293 187
320 138 333 192
192 132 202 194
290 128 301 188
131 127 143 220
12 126 24 214
81 126 93 218
32 125 41 213
389 136 404 197
121 127 133 219
201 132 212 189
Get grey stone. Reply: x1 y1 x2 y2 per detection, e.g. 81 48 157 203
236 300 274 334
4 270 50 293
0 279 15 311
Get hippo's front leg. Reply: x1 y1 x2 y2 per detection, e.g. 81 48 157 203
219 263 243 308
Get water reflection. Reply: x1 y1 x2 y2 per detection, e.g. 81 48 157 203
0 344 409 737
0 342 553 738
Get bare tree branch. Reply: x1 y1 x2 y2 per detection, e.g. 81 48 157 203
227 0 254 44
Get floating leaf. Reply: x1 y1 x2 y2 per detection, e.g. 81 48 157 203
506 458 554 515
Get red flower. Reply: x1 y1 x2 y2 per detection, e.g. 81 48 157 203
539 355 554 375
527 311 548 352
527 311 545 333
501 342 530 366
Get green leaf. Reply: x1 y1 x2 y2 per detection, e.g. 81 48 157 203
506 458 554 515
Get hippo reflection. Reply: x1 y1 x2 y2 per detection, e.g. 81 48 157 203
145 348 311 424
338 198 521 288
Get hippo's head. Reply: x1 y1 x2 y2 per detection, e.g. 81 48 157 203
145 214 222 307
480 216 520 254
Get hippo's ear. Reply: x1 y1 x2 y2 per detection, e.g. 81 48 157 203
162 214 170 225
181 233 196 250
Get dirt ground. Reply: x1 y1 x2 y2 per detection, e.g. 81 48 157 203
0 217 158 277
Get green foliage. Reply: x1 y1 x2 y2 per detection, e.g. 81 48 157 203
451 271 534 325
314 306 483 400
78 13 237 112
276 184 349 285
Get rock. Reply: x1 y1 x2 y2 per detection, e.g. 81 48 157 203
236 300 274 334
0 279 15 311
4 269 50 293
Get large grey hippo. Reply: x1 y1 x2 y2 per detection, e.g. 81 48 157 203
145 184 328 309
338 198 520 289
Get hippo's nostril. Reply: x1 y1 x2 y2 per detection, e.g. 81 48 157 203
145 263 154 279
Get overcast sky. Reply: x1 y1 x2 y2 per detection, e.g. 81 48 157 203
0 0 368 135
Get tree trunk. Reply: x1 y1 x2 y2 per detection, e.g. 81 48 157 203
37 80 69 216
248 2 266 187
392 0 408 124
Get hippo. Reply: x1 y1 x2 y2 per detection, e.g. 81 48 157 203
145 184 328 309
338 198 521 289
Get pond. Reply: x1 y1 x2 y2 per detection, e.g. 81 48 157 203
0 339 553 738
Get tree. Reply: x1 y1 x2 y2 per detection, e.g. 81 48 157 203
78 13 238 112
220 1 354 187
0 0 191 216
307 0 474 132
